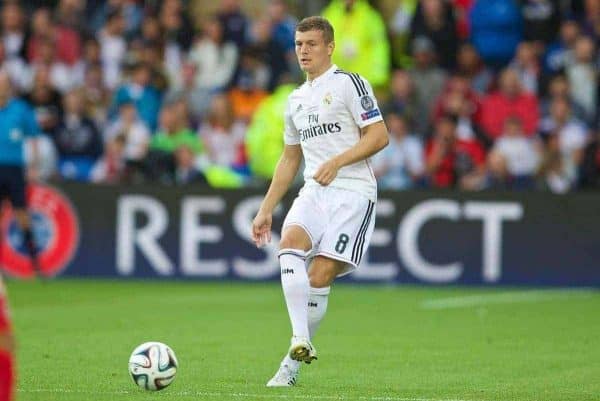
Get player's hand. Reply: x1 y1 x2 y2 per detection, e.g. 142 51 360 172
252 210 272 248
313 159 340 186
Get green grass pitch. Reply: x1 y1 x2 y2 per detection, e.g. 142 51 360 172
6 280 600 401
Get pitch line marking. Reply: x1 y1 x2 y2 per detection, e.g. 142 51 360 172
18 388 482 401
421 289 595 310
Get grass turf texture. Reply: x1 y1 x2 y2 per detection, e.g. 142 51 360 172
7 280 600 401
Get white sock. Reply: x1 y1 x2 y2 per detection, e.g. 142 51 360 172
308 286 330 339
278 249 310 339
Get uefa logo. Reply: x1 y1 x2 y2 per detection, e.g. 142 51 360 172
0 184 79 278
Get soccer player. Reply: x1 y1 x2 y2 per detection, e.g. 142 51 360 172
251 16 389 386
0 70 41 401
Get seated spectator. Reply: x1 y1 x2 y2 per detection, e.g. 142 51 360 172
27 7 81 66
455 42 493 95
409 0 458 70
98 7 127 90
487 117 540 190
198 95 247 172
538 134 577 193
188 15 238 92
371 112 424 190
111 62 162 131
540 97 588 169
425 114 486 190
104 100 150 163
408 36 447 135
508 41 541 95
24 66 63 134
543 19 580 74
150 102 203 155
53 88 103 179
173 145 208 186
383 69 420 134
1 3 27 61
480 68 539 140
566 36 597 123
431 75 482 134
90 135 127 184
540 74 587 123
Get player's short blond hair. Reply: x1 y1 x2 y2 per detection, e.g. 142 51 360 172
296 16 334 44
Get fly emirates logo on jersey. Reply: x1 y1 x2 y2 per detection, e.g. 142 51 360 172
298 113 342 142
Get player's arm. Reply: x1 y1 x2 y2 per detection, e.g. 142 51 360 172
313 121 388 185
252 144 303 247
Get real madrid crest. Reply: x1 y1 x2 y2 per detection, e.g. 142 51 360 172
323 92 332 105
361 95 374 111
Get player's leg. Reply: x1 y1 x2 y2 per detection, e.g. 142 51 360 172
0 280 15 401
278 225 317 362
9 166 39 274
306 256 346 339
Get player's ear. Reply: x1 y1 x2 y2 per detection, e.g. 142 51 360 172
328 41 335 56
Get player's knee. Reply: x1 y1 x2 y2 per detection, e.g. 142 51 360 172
279 226 311 252
0 331 15 353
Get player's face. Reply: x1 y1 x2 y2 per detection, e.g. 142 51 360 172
295 30 333 76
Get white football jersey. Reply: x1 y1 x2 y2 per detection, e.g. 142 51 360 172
284 64 383 202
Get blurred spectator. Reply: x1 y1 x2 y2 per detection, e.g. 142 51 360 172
267 0 297 54
29 37 83 93
104 101 150 163
470 0 522 66
543 19 580 74
198 95 247 171
54 0 86 34
160 0 193 52
432 75 482 130
247 17 289 91
480 68 539 140
1 3 28 61
425 114 486 190
0 41 30 92
371 112 424 190
579 0 600 41
189 16 238 92
24 66 63 134
408 36 447 135
228 57 269 123
452 0 474 39
53 88 103 161
566 36 597 123
388 0 419 67
150 102 203 155
383 70 420 132
217 0 249 50
521 0 561 44
487 116 540 189
322 0 390 88
540 96 588 170
82 63 111 126
540 74 587 122
173 145 208 186
99 7 127 90
25 133 58 181
111 62 162 131
137 41 170 92
508 41 541 94
455 43 493 95
409 0 458 70
91 0 142 38
27 7 81 66
245 83 295 180
90 135 126 184
538 133 576 193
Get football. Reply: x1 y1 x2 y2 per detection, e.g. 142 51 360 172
128 342 179 391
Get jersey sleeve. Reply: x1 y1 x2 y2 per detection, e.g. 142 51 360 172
283 97 300 145
342 73 384 129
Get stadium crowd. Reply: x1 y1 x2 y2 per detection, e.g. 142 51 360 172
3 0 600 192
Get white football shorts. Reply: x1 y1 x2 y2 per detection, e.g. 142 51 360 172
282 185 376 276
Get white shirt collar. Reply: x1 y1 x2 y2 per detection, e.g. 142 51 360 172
307 64 337 87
